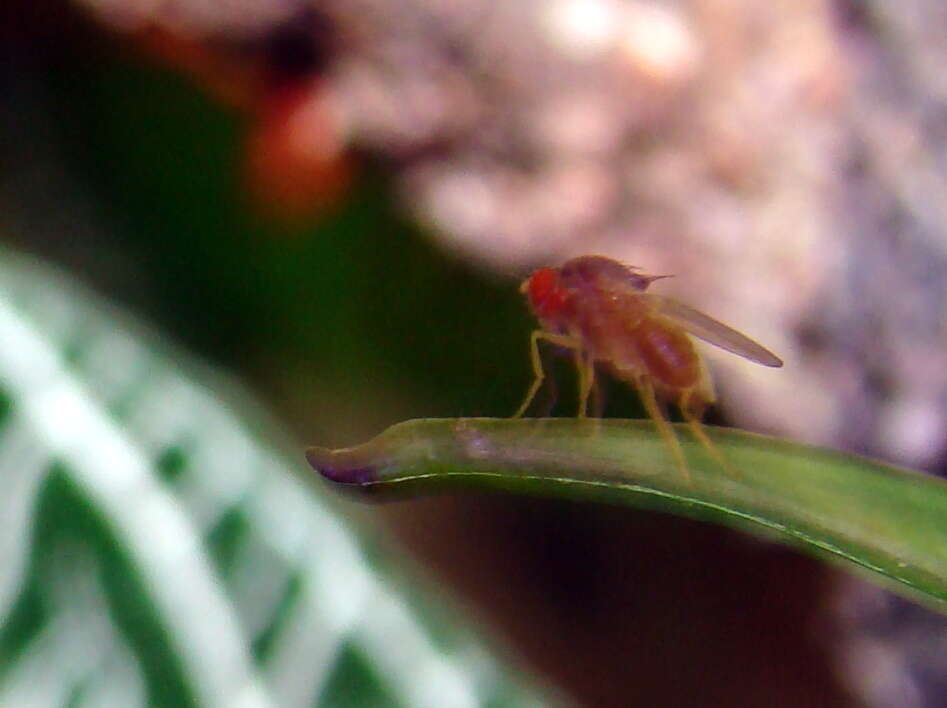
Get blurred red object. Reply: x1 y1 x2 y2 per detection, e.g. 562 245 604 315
136 24 353 224
244 80 353 223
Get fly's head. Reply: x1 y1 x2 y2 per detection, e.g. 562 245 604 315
521 267 571 326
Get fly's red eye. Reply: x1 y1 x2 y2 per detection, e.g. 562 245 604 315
525 268 569 318
526 268 556 301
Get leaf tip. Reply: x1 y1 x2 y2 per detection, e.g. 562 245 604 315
305 447 379 485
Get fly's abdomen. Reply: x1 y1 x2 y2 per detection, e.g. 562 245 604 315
632 318 700 389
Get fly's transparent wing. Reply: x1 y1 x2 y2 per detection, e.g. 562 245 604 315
642 295 783 367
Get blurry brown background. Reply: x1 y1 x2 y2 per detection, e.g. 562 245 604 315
4 0 947 705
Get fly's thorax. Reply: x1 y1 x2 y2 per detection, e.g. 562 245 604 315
559 255 658 292
564 292 644 363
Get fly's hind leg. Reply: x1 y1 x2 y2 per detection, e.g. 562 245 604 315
514 330 582 418
680 390 737 477
636 376 689 482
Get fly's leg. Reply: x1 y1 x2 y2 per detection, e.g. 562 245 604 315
514 330 582 418
575 350 596 418
589 368 605 419
534 366 559 418
680 390 737 476
574 351 602 436
636 376 689 483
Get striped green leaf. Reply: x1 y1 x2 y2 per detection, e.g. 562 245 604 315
0 249 549 707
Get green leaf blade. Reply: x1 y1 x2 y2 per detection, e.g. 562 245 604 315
308 418 947 609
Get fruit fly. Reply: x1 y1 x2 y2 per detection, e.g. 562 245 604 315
516 255 783 476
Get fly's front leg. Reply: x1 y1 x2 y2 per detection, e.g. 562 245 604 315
514 330 582 418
